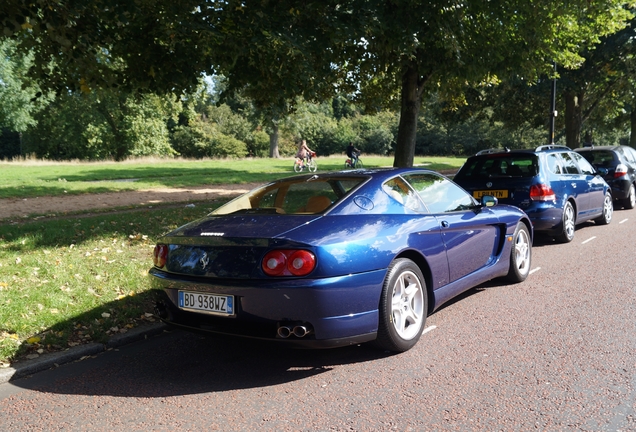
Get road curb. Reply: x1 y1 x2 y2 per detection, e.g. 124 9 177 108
0 322 167 385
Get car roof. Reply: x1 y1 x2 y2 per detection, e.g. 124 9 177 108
284 167 440 182
470 145 572 158
575 145 624 152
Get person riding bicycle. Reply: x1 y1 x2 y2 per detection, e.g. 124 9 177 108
346 142 360 167
296 139 313 168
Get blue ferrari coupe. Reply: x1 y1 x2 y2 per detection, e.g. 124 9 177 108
150 168 532 352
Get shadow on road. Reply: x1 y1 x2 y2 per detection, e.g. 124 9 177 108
9 329 395 397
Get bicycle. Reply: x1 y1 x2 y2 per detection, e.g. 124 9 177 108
294 151 318 173
344 152 363 169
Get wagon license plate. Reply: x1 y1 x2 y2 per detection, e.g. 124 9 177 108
473 189 508 199
178 291 234 316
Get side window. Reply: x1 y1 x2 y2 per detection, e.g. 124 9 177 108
571 152 595 175
383 177 427 212
404 173 475 213
258 189 279 207
547 154 563 174
623 147 636 165
560 152 580 174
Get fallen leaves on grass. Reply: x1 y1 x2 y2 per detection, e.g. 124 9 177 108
26 336 41 344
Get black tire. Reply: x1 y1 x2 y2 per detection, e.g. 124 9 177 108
623 184 635 209
374 258 427 352
595 192 613 225
506 222 532 283
556 201 575 243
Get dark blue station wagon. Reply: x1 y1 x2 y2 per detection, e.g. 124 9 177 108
454 145 613 243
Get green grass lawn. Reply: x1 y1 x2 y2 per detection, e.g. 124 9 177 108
0 203 219 364
0 155 465 199
0 155 466 364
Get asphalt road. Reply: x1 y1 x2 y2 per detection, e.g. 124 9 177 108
1 211 635 431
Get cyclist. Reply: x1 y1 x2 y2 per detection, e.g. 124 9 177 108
346 142 361 167
296 139 313 168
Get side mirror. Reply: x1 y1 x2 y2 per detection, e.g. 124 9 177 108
481 195 498 207
596 167 609 176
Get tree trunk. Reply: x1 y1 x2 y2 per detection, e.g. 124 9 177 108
393 64 422 168
269 121 280 158
564 90 584 149
95 99 127 161
631 100 636 147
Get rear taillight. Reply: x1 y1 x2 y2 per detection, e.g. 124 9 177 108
529 184 556 201
153 244 168 268
614 164 628 178
262 249 316 277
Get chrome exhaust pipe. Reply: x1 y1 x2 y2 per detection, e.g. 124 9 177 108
293 325 310 338
277 326 292 338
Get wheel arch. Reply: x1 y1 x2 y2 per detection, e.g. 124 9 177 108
393 250 434 314
565 197 578 222
520 217 533 242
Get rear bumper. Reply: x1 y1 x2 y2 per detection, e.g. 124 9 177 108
609 179 632 200
155 306 377 348
149 267 385 346
522 205 564 233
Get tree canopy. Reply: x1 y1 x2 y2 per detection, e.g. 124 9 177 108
2 1 635 165
0 38 51 133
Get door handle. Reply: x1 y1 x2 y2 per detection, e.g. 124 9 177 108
441 220 450 228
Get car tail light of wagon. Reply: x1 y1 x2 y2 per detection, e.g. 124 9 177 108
614 163 628 178
262 249 316 276
529 184 556 201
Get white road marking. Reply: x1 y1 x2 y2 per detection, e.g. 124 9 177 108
620 218 629 224
422 325 437 334
529 267 541 274
582 236 596 244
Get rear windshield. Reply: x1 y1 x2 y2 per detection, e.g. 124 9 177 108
455 154 539 179
578 150 616 168
211 176 367 215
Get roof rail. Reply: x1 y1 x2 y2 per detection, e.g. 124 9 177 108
535 144 570 152
475 148 509 155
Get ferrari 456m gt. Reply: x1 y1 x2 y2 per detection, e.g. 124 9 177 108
150 168 532 352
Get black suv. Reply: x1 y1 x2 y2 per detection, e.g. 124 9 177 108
454 145 613 242
575 145 636 210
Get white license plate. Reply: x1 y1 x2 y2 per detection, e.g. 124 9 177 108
178 291 234 316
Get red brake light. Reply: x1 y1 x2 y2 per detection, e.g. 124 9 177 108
614 164 628 178
262 249 316 277
529 184 556 201
153 244 168 268
262 251 287 276
287 250 316 276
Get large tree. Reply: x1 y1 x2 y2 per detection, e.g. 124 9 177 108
3 1 634 165
346 1 634 165
557 14 636 148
